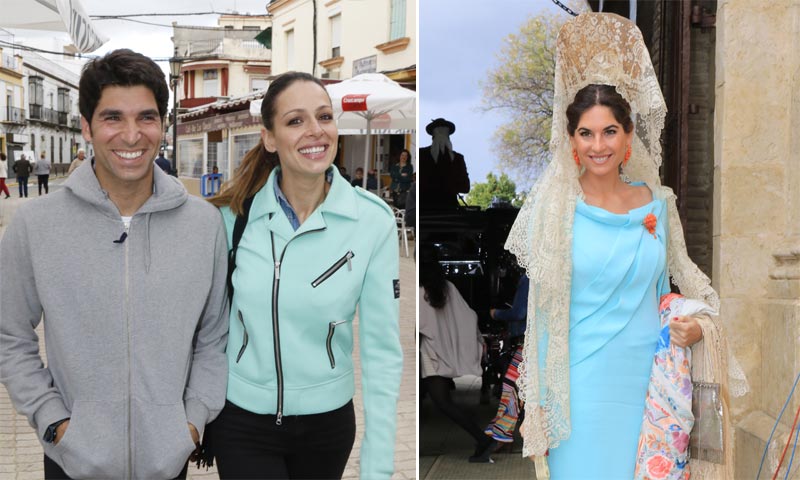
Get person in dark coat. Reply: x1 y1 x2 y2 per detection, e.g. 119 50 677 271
418 118 470 210
155 150 173 175
13 154 32 198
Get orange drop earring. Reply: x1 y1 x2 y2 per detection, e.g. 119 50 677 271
624 145 632 165
573 149 580 166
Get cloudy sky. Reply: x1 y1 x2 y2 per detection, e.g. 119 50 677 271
419 1 575 188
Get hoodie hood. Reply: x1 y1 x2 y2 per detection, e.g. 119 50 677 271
64 157 188 218
64 158 189 273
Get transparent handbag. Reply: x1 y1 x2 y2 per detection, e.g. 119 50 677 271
690 381 724 464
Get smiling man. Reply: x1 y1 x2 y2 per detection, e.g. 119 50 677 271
0 49 229 479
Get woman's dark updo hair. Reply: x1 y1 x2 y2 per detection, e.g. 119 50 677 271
566 84 634 136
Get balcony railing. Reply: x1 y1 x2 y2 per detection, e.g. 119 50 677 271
4 106 26 123
2 53 18 71
71 115 81 129
29 104 66 125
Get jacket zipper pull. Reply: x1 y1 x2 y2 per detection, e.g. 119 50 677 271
276 412 282 426
346 252 353 271
274 261 281 280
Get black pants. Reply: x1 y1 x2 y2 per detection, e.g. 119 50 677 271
209 400 356 479
44 455 188 479
423 376 489 446
38 174 49 194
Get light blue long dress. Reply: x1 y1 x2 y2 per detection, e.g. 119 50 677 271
547 187 669 479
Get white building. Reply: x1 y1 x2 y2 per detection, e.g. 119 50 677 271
268 0 415 82
22 51 84 173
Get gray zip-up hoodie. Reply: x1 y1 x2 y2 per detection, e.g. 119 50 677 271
0 160 229 479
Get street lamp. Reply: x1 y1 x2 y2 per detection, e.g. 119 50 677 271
168 48 182 176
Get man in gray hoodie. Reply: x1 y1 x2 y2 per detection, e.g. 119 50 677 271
0 49 229 479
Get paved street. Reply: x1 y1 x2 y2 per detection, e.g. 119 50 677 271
0 179 417 480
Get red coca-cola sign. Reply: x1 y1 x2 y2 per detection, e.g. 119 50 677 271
341 94 369 111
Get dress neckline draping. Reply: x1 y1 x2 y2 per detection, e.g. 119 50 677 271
576 181 657 224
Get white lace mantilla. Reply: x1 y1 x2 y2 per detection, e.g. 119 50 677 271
504 13 749 459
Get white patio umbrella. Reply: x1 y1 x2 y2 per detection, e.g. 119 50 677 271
325 73 416 190
0 0 107 53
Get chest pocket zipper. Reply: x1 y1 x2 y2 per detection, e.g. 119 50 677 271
311 251 355 288
326 320 348 369
236 310 249 363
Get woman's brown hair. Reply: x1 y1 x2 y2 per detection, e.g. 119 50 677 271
566 84 634 136
208 71 329 215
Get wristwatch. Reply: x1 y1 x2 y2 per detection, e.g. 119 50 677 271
43 418 70 444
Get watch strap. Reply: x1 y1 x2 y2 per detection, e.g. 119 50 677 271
43 417 70 443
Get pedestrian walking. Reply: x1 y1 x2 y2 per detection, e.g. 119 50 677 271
13 154 32 197
205 71 403 480
34 151 51 195
155 149 173 175
0 153 11 198
0 49 230 480
67 148 86 176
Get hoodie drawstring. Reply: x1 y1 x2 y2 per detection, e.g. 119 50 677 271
144 212 152 274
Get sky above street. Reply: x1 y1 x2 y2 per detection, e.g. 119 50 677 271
419 1 576 189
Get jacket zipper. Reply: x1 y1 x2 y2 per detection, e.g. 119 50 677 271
269 223 326 425
326 320 347 369
310 251 355 288
123 221 133 479
236 310 249 363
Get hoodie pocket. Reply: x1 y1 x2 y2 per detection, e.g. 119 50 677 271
50 400 126 479
326 320 348 369
236 310 249 363
311 251 355 288
132 400 196 479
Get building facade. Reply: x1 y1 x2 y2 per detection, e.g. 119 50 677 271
0 47 26 165
268 0 415 82
21 52 83 177
172 15 272 192
173 14 272 110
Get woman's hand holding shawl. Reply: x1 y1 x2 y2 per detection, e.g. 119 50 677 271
670 315 704 348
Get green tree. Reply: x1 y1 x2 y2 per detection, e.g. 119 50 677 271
480 11 577 189
466 173 524 209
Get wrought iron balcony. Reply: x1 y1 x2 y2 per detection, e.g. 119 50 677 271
4 106 26 124
28 104 61 124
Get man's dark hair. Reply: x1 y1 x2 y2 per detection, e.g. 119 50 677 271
79 49 169 123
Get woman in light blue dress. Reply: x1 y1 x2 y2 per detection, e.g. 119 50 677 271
546 83 700 479
504 13 719 479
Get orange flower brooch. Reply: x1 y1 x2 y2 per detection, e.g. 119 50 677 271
643 213 657 238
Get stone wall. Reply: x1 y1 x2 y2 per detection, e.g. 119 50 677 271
715 0 800 476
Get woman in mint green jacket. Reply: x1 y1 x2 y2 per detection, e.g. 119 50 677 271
206 72 403 480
